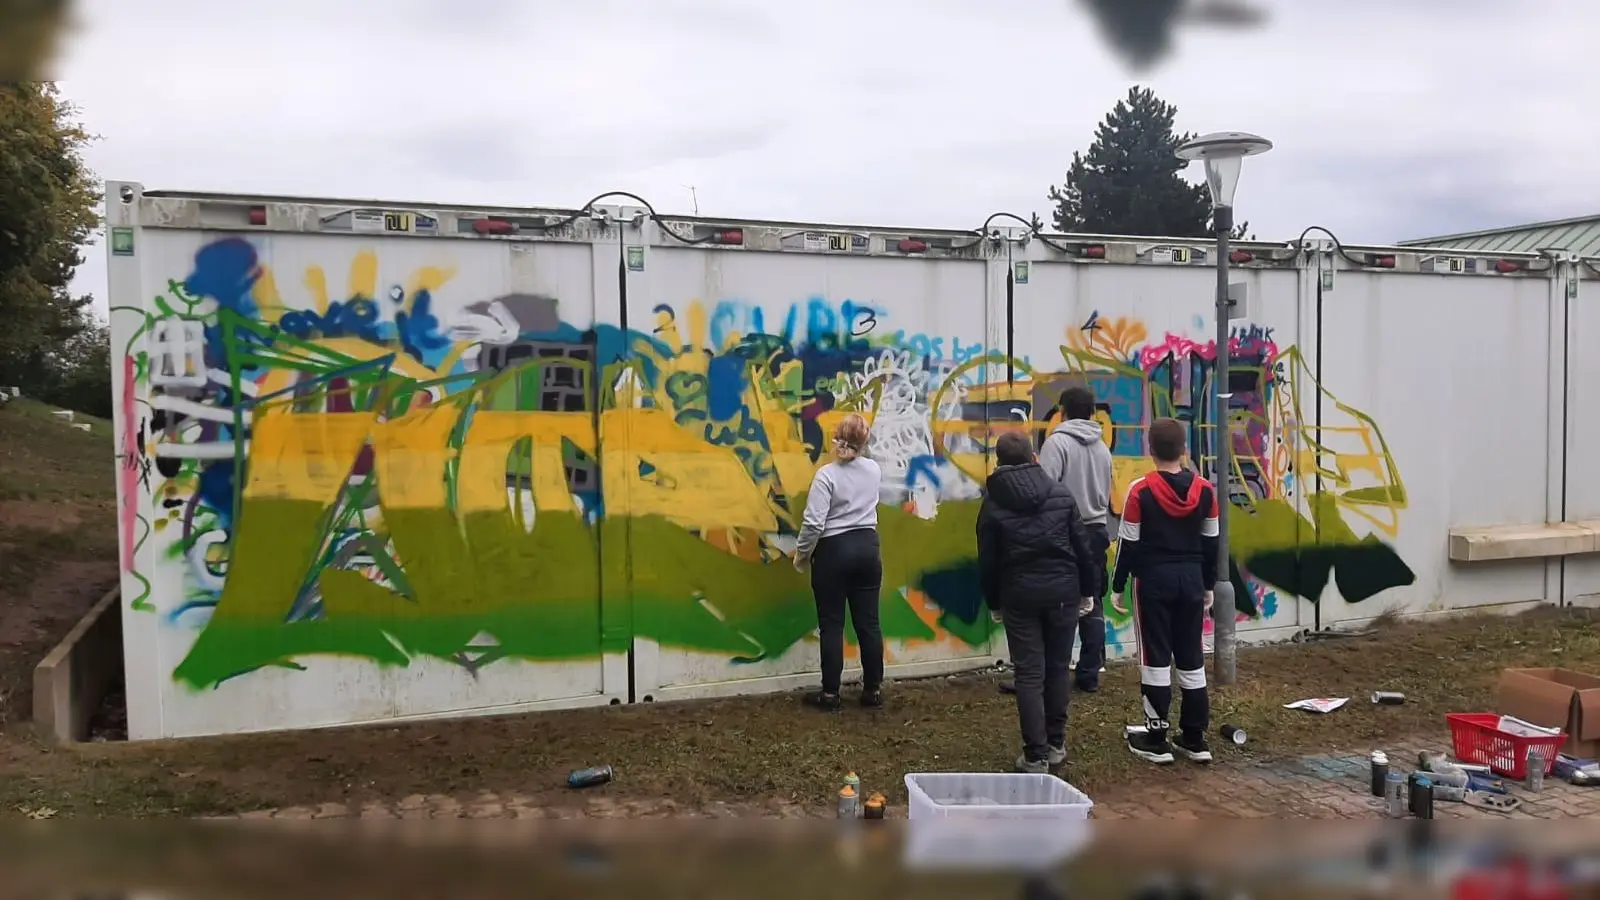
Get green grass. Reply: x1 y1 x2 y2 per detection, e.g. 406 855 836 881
0 397 115 502
0 396 117 584
0 397 119 729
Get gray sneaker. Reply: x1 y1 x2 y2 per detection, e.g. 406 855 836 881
1015 755 1050 774
1047 744 1068 767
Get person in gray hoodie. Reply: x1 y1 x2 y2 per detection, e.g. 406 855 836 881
1037 386 1114 692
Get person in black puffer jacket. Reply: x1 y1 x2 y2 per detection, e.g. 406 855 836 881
978 431 1099 774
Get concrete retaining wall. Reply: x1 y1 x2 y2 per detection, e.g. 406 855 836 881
33 587 123 744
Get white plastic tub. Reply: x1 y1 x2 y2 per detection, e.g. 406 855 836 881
902 773 1094 871
906 772 1094 819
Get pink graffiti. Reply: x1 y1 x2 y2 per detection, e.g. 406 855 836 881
117 355 138 573
1135 329 1280 372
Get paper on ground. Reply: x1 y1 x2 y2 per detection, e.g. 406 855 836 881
1284 698 1349 714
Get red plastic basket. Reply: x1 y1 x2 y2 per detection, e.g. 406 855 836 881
1446 713 1565 779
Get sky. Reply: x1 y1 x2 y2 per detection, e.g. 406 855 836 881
52 0 1598 319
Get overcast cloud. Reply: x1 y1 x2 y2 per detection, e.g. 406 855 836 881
55 0 1596 317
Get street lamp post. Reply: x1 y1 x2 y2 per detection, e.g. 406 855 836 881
1176 130 1272 687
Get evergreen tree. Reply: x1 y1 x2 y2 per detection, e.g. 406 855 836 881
1044 86 1250 239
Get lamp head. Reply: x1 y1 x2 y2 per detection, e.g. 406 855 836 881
1176 131 1272 208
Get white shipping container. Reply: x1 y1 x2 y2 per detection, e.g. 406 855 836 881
102 182 1595 739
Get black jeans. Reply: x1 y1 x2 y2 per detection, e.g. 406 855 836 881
810 528 884 694
1075 523 1111 687
1003 601 1080 763
1134 565 1209 740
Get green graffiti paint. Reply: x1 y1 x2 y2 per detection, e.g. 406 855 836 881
1233 493 1416 605
172 493 989 690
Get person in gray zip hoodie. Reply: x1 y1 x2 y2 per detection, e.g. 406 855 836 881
1037 386 1114 692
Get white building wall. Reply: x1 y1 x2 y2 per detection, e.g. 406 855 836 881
103 183 1594 738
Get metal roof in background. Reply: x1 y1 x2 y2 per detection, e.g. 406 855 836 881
1400 214 1600 257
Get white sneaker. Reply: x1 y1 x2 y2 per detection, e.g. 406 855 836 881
1016 755 1050 774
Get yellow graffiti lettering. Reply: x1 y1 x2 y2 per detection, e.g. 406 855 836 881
303 264 330 314
407 265 456 296
251 266 286 324
371 406 459 510
244 408 379 504
602 409 775 530
456 412 585 514
347 250 378 301
686 299 708 351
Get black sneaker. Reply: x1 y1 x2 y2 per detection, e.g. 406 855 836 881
860 688 884 709
1074 678 1099 694
1173 733 1213 764
803 691 841 712
1128 729 1175 764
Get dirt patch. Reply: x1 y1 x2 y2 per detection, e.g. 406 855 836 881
0 500 85 531
2 606 1597 819
0 559 118 726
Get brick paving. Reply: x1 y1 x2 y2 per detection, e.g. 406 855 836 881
1092 736 1600 820
209 735 1600 821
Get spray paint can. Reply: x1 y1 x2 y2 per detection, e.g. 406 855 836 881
1408 774 1435 820
1526 749 1546 793
567 764 614 789
1369 751 1390 797
863 792 886 820
837 784 860 819
1219 724 1247 746
1385 771 1407 818
1372 691 1406 706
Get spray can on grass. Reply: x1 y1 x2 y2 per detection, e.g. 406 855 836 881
567 764 614 789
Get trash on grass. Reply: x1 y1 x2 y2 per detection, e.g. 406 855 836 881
1283 697 1348 714
567 764 614 788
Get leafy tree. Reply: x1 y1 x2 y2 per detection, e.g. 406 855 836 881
1043 86 1250 240
0 81 104 414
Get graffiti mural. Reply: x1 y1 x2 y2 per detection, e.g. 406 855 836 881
116 238 1413 701
118 238 1007 691
976 312 1415 645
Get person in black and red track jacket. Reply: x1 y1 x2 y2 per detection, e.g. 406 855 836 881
1109 416 1220 766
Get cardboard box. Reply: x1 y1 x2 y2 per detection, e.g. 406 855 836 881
1496 668 1600 758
